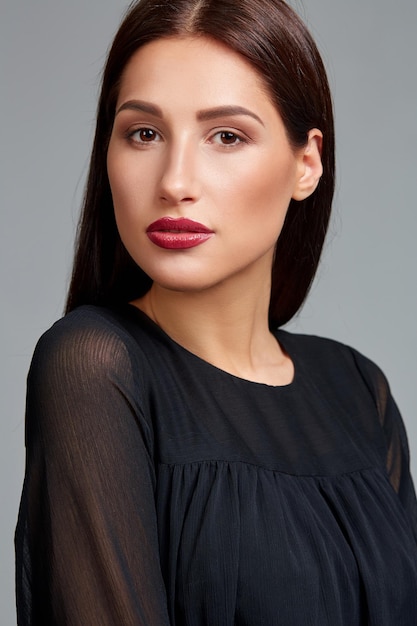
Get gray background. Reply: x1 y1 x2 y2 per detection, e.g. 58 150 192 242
2 1 416 622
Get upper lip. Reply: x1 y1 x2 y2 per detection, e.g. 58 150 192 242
146 217 213 233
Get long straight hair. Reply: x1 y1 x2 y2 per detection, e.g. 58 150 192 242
65 0 335 328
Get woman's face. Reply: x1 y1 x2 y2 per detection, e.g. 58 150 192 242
107 36 317 294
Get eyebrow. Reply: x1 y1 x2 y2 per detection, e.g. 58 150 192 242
196 105 264 126
116 100 264 126
116 100 163 117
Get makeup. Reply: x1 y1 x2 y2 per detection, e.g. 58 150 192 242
146 217 214 249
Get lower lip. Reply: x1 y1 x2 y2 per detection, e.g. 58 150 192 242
146 231 214 249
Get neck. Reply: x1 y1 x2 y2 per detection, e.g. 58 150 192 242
132 272 293 386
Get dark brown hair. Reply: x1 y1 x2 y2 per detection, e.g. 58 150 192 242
65 0 335 328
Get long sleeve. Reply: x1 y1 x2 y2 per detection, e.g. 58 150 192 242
352 348 417 541
382 387 417 539
15 310 171 625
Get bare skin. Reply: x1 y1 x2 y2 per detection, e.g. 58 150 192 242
107 36 323 386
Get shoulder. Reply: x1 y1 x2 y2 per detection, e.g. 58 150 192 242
25 306 159 459
278 329 390 413
33 305 129 358
29 305 150 387
36 304 137 345
278 328 386 377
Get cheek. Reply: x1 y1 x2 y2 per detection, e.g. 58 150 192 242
226 155 296 222
107 150 147 226
107 147 126 210
107 165 140 256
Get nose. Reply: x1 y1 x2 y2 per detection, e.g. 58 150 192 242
158 137 200 205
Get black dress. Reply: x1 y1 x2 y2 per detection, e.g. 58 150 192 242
15 304 417 625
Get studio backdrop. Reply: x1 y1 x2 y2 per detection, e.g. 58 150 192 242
2 1 416 623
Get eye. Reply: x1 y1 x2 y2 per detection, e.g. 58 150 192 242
129 127 162 144
211 130 246 146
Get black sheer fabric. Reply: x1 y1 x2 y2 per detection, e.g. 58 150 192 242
16 304 417 625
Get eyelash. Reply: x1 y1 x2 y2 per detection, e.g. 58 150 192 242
210 130 247 147
127 127 162 144
125 127 248 148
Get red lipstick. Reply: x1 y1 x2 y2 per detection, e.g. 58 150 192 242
146 217 214 249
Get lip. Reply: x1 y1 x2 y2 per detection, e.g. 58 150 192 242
146 217 214 250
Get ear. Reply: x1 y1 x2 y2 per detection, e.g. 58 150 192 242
292 129 323 201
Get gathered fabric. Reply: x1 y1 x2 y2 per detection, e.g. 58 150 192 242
16 304 417 625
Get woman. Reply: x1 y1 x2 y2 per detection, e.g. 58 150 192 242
15 0 417 624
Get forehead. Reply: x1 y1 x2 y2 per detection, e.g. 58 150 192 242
116 36 273 111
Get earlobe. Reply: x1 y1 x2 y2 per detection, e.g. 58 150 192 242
292 129 323 201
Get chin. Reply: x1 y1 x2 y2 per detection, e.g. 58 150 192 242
136 260 222 294
152 277 213 294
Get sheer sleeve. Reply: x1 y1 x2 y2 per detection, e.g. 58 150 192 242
15 311 171 625
353 349 417 540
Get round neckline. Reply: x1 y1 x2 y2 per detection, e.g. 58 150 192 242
124 303 297 389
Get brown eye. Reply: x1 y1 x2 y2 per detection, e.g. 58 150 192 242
211 130 245 147
138 128 157 142
130 127 161 143
220 131 239 145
